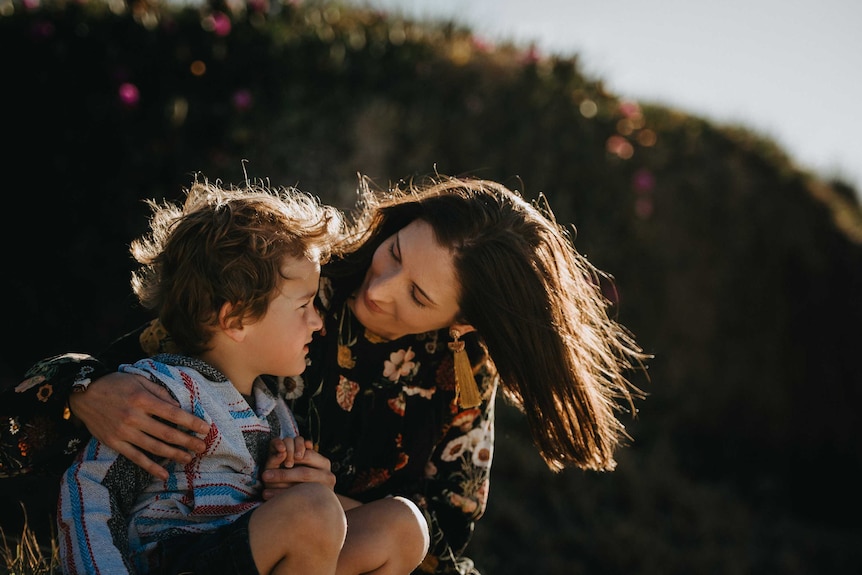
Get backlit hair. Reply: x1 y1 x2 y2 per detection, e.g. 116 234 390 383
130 176 341 355
328 174 647 472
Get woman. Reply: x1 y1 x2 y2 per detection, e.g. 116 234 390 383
3 175 647 574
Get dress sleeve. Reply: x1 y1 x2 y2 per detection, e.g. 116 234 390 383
0 320 165 479
0 353 110 478
410 360 498 575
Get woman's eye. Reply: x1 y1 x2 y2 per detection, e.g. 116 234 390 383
388 241 400 262
410 286 426 308
388 236 423 307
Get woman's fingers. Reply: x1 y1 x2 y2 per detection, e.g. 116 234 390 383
288 448 331 475
132 403 208 454
134 378 211 438
71 372 211 478
111 438 171 481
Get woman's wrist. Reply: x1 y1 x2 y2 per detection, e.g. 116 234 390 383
62 359 111 420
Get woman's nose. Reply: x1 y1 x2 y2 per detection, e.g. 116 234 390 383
367 268 400 301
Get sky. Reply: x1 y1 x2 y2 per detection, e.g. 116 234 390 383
347 0 862 197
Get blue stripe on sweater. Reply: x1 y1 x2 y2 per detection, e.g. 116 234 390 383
64 463 99 574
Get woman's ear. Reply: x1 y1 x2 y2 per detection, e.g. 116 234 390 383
219 302 246 342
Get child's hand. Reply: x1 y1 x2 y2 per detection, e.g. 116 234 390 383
265 436 314 470
261 438 335 498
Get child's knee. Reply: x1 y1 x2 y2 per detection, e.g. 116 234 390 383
249 485 346 572
282 483 347 545
256 484 346 549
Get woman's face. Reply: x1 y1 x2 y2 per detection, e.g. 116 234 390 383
349 219 463 340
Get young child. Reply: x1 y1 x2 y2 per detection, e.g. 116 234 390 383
57 177 347 574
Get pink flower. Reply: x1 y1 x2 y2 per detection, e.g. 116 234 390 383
471 36 493 52
232 89 253 111
202 12 232 37
118 83 140 108
520 45 541 65
632 169 656 194
619 100 642 119
606 135 633 159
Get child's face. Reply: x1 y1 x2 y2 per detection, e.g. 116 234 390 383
244 254 323 377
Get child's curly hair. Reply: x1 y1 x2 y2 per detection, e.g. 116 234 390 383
130 176 342 356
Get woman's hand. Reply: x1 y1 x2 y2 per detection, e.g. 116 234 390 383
261 443 336 499
68 372 210 480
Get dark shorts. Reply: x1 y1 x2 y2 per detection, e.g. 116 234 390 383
149 509 258 575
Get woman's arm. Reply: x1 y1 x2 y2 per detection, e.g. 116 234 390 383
1 353 108 478
71 372 209 480
77 320 210 477
1 321 209 481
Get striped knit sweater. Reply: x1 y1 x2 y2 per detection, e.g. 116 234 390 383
57 354 298 574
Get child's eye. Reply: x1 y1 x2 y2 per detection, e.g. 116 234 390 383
388 241 400 262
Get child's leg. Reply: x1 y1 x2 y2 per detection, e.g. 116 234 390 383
336 496 430 575
249 482 347 575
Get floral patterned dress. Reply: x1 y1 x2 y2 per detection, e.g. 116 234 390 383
0 284 499 575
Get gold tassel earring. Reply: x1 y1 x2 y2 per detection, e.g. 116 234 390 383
449 329 482 409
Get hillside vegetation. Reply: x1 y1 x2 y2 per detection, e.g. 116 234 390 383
1 1 861 573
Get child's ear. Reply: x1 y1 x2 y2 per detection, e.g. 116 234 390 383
219 302 246 342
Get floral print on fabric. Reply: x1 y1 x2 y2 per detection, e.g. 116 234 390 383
336 376 360 411
1 353 105 478
0 321 168 481
384 347 418 381
290 295 499 575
